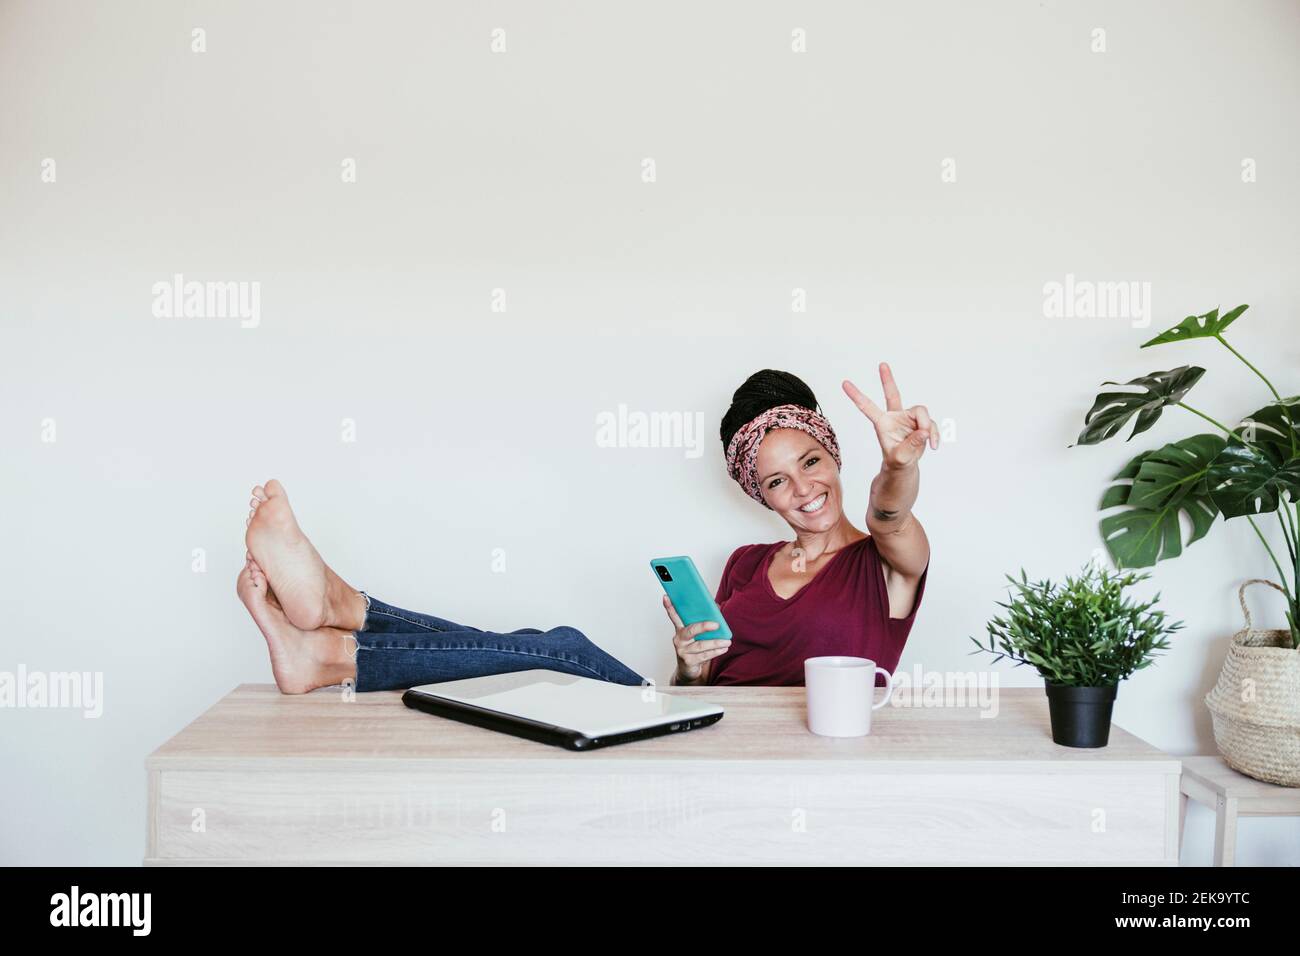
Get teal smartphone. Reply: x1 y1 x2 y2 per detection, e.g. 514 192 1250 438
650 555 733 641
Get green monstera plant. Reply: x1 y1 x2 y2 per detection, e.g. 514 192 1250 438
1073 304 1300 647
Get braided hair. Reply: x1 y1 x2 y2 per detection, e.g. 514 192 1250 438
719 369 823 454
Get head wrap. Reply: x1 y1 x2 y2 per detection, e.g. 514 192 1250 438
724 403 841 509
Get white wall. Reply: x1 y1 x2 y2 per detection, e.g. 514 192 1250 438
2 0 1298 865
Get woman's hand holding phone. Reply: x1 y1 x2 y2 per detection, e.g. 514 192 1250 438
663 595 731 683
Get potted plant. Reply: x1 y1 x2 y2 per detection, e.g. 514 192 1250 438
1072 304 1300 781
969 562 1183 748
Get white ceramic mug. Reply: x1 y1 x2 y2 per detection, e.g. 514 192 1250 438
804 656 894 737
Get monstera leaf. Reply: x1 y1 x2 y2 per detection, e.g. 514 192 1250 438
1074 366 1206 446
1236 396 1300 453
1140 304 1249 348
1206 399 1300 518
1207 442 1300 517
1098 434 1225 568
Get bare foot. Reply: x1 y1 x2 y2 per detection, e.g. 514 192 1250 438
245 553 283 612
244 479 365 632
236 560 356 694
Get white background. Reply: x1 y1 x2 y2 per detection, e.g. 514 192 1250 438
2 0 1298 865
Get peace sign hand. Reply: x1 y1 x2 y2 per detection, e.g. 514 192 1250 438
842 362 939 470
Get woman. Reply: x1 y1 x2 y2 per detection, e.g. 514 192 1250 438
236 480 646 693
667 364 935 687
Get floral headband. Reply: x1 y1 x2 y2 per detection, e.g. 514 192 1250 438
724 403 842 509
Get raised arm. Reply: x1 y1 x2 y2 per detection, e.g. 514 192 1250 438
842 363 937 614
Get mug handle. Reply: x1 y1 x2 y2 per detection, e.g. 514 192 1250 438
871 667 894 710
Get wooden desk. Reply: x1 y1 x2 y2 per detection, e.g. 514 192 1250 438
145 684 1181 865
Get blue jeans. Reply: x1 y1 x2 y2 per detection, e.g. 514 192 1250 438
347 592 648 692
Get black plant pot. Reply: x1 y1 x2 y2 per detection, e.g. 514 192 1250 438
1044 682 1118 748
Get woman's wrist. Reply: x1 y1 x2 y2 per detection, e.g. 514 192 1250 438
674 662 704 685
881 458 920 474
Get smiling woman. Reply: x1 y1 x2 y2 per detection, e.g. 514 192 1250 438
665 367 936 687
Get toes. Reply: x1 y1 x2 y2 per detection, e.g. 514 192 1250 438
264 478 286 499
251 485 268 502
249 497 261 510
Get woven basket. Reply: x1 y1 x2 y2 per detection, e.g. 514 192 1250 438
1204 579 1300 787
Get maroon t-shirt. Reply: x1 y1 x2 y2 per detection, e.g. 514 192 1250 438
706 535 927 687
